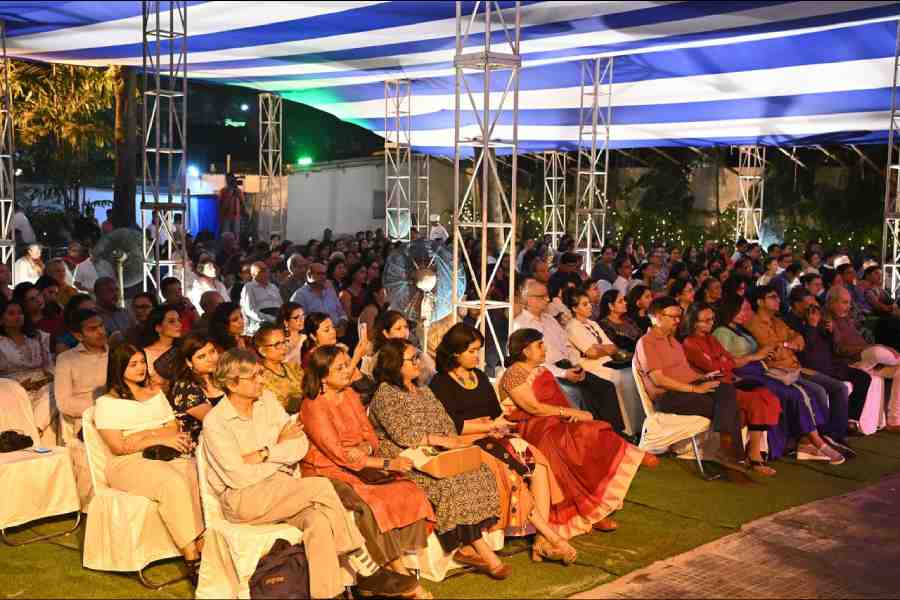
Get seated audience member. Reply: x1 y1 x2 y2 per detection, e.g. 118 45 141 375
499 328 654 537
598 289 643 353
858 265 900 349
240 261 282 335
530 255 551 286
55 309 109 442
696 276 723 308
800 272 825 304
203 349 415 598
46 258 78 309
34 275 64 335
794 304 869 448
635 297 745 468
757 257 779 287
300 345 433 591
360 310 435 382
369 339 510 579
253 323 305 414
14 282 51 336
62 240 86 272
513 279 625 433
591 245 617 284
302 312 366 377
327 257 348 292
430 323 578 563
94 343 204 585
110 292 157 348
745 285 851 457
0 298 55 442
291 261 348 335
279 254 310 303
188 259 229 316
14 243 44 285
564 288 643 437
826 286 900 433
161 276 198 333
671 278 696 315
771 261 802 309
139 304 182 390
612 256 636 294
0 263 10 302
782 287 817 333
276 301 306 366
680 304 781 475
358 281 388 336
53 294 96 354
93 277 131 337
191 291 224 335
340 263 369 323
547 270 580 325
712 296 840 463
169 332 223 447
625 284 652 334
208 301 252 352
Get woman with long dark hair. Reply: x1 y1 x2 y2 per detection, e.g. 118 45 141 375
207 301 251 353
169 332 223 447
93 343 204 584
369 338 509 579
430 323 578 564
276 301 305 365
138 304 182 390
597 289 642 353
625 284 652 334
358 280 388 335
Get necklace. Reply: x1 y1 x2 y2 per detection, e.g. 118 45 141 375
450 368 477 390
262 362 287 378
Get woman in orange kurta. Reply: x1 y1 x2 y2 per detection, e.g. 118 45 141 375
300 345 434 576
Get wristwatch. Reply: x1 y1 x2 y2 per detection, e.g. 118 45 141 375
383 458 391 471
260 447 270 462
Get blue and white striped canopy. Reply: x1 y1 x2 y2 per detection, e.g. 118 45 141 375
3 1 900 154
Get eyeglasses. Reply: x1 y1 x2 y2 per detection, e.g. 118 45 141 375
765 293 780 299
661 311 683 320
528 293 550 300
404 350 422 364
238 370 263 381
260 339 289 349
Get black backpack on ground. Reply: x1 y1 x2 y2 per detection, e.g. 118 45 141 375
249 538 310 599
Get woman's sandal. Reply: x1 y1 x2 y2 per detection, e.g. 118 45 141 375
748 458 776 477
592 516 618 532
641 453 660 468
531 535 577 565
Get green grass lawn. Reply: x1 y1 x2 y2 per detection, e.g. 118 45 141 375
3 432 899 599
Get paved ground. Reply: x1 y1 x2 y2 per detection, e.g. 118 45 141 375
574 473 900 599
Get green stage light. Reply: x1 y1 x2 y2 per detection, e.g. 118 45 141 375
297 156 313 166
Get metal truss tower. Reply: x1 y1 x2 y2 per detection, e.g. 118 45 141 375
452 0 521 367
258 92 284 240
574 58 613 274
0 21 14 278
140 0 188 297
884 20 900 299
542 151 567 249
384 79 412 242
414 154 431 237
734 145 766 244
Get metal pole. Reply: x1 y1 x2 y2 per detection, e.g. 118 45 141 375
734 146 766 244
258 92 284 240
384 79 412 242
883 20 900 299
415 154 430 236
0 20 16 280
140 0 189 299
542 151 566 250
452 0 521 369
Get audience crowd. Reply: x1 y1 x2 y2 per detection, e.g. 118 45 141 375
4 225 900 597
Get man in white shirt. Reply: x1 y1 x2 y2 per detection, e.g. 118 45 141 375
73 255 99 293
428 214 449 243
13 243 43 284
516 238 536 273
512 278 626 433
612 256 637 295
240 261 282 335
13 209 36 245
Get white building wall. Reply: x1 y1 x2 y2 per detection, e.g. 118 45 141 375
285 160 385 242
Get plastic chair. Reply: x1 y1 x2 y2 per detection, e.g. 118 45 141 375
194 438 302 599
631 346 718 480
0 379 82 546
80 407 186 588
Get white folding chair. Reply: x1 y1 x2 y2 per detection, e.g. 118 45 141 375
0 379 82 546
631 347 718 480
194 438 302 600
80 407 186 588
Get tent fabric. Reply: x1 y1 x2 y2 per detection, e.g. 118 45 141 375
3 1 900 153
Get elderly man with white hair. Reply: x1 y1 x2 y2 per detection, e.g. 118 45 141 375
239 261 282 335
827 285 900 433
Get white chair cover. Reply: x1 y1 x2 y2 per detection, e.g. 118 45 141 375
0 379 80 529
81 407 181 572
401 530 504 582
194 439 302 600
631 358 711 455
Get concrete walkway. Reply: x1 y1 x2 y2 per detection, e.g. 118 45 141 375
574 473 900 599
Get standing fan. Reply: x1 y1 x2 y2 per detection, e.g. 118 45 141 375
92 228 145 307
383 239 465 347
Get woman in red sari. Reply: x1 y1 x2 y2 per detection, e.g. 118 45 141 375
300 345 433 596
680 303 781 476
498 328 653 539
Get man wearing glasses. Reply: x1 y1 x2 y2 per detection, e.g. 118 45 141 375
635 297 744 467
513 278 626 435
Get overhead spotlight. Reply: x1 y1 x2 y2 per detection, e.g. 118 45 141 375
240 103 249 112
188 165 200 177
297 156 313 166
14 168 22 176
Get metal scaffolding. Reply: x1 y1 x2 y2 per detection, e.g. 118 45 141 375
452 0 521 367
884 20 900 299
734 145 766 244
384 79 412 242
140 0 189 297
542 151 567 249
574 57 613 274
0 20 14 278
414 154 430 237
258 92 284 240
